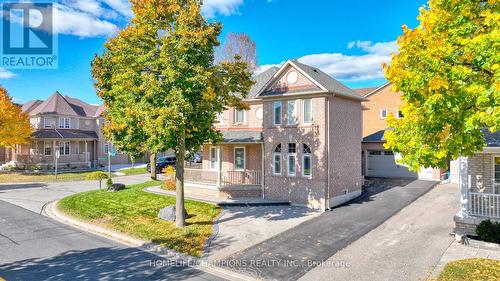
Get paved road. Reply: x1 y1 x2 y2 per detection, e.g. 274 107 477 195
222 180 438 281
0 200 226 281
0 174 159 213
300 183 459 281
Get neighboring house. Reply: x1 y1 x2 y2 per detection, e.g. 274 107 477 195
356 83 442 180
5 92 132 169
454 130 500 235
191 60 365 210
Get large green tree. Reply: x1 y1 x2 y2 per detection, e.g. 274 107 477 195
92 0 253 227
384 0 499 170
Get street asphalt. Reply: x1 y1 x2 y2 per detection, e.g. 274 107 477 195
0 200 226 281
221 180 438 281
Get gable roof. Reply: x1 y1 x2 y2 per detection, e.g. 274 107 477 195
483 129 500 147
362 129 387 142
23 92 103 117
247 67 279 99
354 87 378 97
362 82 392 98
257 60 365 101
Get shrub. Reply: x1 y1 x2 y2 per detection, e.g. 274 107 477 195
162 166 176 191
106 178 113 188
85 171 108 190
476 220 500 243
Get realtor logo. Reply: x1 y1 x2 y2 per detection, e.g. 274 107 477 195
1 2 58 69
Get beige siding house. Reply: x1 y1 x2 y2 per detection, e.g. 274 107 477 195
195 60 365 210
5 92 131 169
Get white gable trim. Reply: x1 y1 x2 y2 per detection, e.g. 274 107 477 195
257 60 328 97
363 82 392 98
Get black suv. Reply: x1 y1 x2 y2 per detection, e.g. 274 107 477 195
147 156 176 173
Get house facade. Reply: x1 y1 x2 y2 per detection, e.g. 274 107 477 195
356 83 442 180
4 92 132 169
454 130 500 235
195 60 364 210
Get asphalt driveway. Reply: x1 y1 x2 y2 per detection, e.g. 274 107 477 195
0 200 226 281
221 179 438 281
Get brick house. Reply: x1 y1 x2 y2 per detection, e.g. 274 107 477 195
356 83 442 180
454 130 500 235
191 60 365 210
4 92 133 169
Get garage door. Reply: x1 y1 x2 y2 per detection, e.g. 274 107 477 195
366 150 417 178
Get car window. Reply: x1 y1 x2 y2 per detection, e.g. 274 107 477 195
157 157 167 162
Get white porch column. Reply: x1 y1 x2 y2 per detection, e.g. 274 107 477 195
85 141 89 167
457 156 470 218
217 145 222 189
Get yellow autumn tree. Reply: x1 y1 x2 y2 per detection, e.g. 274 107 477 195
0 86 32 147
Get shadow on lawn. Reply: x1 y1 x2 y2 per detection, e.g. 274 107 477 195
0 247 213 281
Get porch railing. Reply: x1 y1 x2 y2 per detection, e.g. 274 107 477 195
185 168 218 185
222 170 262 186
469 192 500 219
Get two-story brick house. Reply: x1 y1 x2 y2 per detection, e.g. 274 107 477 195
5 92 130 169
196 60 365 210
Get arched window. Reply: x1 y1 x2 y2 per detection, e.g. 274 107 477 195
273 144 282 175
302 144 312 177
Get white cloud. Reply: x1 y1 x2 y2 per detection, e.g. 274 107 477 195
4 0 247 38
202 0 244 17
0 68 15 79
258 40 398 82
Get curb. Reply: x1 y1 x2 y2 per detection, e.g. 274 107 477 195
46 200 257 281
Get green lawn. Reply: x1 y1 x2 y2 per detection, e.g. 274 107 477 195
0 171 114 183
57 181 221 257
432 258 500 281
117 167 148 175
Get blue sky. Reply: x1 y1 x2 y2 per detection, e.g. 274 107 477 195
0 0 427 104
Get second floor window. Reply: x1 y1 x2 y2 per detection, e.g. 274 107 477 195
287 100 297 125
380 109 387 119
234 109 245 123
214 113 223 124
59 117 70 129
273 101 282 125
397 110 404 119
44 118 52 128
303 99 312 124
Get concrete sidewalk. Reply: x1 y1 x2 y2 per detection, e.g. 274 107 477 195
0 174 160 213
220 180 438 281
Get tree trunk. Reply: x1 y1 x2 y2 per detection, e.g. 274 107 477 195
150 153 157 180
175 131 186 227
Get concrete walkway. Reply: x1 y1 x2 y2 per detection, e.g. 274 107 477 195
145 185 289 205
220 180 438 281
430 240 500 278
0 174 159 213
300 182 459 281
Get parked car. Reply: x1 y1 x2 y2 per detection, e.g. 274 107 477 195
147 156 176 174
190 152 202 163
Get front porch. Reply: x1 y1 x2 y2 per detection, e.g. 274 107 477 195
11 139 98 170
185 139 264 198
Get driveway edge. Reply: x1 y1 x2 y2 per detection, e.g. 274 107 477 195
45 200 256 281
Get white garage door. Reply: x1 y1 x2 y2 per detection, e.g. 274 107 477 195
366 150 417 178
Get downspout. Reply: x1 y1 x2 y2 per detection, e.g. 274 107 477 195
325 96 331 211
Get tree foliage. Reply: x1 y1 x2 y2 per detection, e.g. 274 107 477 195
215 32 258 71
91 0 253 226
0 86 32 148
384 0 500 170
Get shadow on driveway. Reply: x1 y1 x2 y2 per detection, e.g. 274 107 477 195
0 247 224 281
